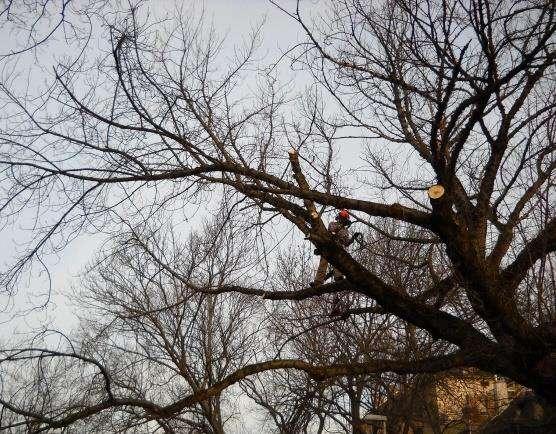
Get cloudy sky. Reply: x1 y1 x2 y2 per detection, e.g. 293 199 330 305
0 4 314 430
0 0 307 337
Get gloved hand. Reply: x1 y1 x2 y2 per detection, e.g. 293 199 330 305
353 232 363 242
314 248 320 255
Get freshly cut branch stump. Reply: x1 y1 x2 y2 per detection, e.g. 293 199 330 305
428 184 445 200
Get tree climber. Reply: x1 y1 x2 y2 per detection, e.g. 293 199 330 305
310 209 362 287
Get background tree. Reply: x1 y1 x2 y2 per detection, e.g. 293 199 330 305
1 215 260 432
0 0 555 429
245 224 462 434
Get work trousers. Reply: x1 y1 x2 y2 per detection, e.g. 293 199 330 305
314 256 343 285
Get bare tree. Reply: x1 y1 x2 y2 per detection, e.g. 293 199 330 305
0 0 555 428
244 371 330 433
245 224 460 434
0 215 260 432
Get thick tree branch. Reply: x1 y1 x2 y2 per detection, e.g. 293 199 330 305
501 217 556 290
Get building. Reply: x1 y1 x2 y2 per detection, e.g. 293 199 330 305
366 372 524 434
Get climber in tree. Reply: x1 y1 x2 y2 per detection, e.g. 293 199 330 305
310 209 362 287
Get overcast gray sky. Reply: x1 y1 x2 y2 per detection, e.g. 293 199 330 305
0 4 313 431
0 0 306 336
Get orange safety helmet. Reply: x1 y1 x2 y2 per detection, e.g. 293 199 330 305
338 209 350 220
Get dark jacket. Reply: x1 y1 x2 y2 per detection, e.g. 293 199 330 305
328 220 350 246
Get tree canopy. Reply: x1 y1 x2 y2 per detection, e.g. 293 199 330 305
0 0 555 431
